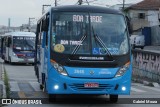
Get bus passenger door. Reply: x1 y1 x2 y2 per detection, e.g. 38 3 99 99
3 37 9 62
38 31 48 86
35 21 45 84
38 32 45 85
36 16 49 87
7 37 12 62
1 37 5 59
42 16 50 86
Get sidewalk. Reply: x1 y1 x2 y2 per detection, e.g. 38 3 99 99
0 58 5 98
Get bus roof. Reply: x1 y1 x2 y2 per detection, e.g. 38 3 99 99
3 32 36 37
51 5 122 14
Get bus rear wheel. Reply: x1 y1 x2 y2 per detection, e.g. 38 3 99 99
109 95 118 103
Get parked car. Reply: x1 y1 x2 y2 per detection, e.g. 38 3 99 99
130 35 145 49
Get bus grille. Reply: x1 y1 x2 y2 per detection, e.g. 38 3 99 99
69 84 113 91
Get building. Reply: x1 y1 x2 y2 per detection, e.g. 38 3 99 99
126 0 160 32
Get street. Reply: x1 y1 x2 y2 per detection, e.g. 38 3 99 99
2 62 160 107
0 0 160 107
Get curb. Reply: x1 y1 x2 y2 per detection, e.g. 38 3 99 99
0 81 6 98
132 78 160 87
0 59 6 98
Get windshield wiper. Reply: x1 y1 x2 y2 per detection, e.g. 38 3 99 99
72 34 87 55
92 26 113 58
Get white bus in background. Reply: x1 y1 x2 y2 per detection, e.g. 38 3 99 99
130 35 145 49
1 32 36 64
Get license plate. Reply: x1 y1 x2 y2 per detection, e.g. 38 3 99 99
84 83 99 88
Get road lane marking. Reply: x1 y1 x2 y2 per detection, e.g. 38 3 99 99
10 81 20 91
131 87 146 92
18 91 26 98
18 82 34 92
29 81 41 91
9 78 37 81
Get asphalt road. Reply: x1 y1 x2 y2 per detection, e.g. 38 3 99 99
2 62 160 107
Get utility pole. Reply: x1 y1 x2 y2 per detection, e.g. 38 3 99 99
122 0 125 11
55 0 57 6
86 0 89 5
8 18 11 32
78 0 83 5
42 5 51 14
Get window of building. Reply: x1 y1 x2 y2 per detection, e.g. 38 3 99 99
138 13 145 19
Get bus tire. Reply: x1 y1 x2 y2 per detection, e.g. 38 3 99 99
35 67 39 82
109 95 118 103
9 57 13 64
48 94 56 102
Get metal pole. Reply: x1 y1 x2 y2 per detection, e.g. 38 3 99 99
55 0 57 6
86 0 89 5
123 0 125 11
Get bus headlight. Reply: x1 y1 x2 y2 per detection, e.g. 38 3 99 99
53 63 59 69
12 52 17 57
51 61 68 76
115 62 130 77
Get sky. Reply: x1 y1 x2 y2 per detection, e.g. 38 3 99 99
0 0 143 27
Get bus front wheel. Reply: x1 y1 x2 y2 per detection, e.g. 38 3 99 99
9 57 13 64
109 95 118 103
48 94 56 102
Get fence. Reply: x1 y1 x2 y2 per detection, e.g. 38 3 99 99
132 49 160 83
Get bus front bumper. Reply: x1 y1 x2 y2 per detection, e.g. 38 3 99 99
47 73 131 95
11 57 34 63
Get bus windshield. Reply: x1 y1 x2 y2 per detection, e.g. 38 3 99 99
51 12 129 55
13 36 35 51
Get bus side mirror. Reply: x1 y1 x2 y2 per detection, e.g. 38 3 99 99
126 16 133 34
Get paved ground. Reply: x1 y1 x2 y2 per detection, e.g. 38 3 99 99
0 58 4 99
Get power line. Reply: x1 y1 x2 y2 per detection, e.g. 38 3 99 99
77 0 98 5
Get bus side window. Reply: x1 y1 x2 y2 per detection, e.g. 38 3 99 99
38 21 42 46
36 22 40 45
4 37 8 47
42 15 49 47
46 16 49 47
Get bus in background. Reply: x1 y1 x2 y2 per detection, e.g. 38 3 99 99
1 32 36 64
34 5 132 102
0 35 2 57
